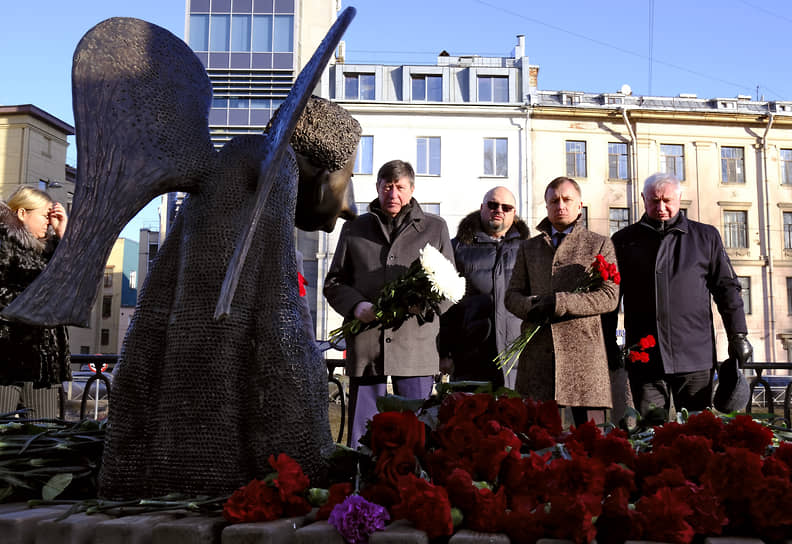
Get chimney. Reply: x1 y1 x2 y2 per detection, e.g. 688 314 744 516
529 66 539 90
336 41 346 63
514 34 525 59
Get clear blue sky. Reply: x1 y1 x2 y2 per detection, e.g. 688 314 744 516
3 0 791 238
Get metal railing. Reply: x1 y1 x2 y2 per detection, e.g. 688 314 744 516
69 354 118 420
742 361 792 426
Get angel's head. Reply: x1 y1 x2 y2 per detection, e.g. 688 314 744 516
287 96 361 232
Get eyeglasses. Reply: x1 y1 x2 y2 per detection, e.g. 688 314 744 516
486 201 514 213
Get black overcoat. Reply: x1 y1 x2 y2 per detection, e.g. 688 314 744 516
608 213 747 376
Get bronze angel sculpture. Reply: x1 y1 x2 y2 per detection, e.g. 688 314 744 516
3 9 359 498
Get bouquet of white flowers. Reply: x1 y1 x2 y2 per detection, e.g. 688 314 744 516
328 243 465 345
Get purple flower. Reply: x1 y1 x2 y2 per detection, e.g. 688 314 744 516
328 494 390 544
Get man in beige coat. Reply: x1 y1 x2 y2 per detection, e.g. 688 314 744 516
505 177 619 426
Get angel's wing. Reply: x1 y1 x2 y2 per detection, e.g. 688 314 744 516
4 17 214 326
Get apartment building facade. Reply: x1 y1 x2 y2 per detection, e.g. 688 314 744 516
0 104 75 206
69 238 139 355
319 39 792 364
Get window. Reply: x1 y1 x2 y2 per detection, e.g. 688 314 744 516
252 15 273 50
189 14 209 50
412 75 442 101
354 136 373 175
230 15 251 51
580 206 589 229
566 141 587 177
608 142 628 180
785 278 792 316
782 149 792 185
102 296 112 319
660 144 685 180
421 203 441 215
272 15 293 52
148 244 159 268
721 146 745 184
478 76 508 102
129 271 137 290
103 268 113 288
723 211 748 248
344 73 375 100
483 138 508 177
101 329 110 346
416 137 441 175
609 208 629 236
738 276 751 314
80 345 90 355
785 212 792 249
209 14 230 51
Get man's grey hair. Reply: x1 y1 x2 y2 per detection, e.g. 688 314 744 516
642 172 682 196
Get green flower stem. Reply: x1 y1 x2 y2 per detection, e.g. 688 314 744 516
494 322 543 375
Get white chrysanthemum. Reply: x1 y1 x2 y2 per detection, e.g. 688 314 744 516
419 243 466 303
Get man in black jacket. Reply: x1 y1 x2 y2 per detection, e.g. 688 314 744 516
605 173 752 419
439 186 530 389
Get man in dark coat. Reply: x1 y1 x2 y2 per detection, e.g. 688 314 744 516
439 186 530 389
324 160 454 448
604 172 752 419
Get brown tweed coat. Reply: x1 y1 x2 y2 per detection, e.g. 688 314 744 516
504 218 618 408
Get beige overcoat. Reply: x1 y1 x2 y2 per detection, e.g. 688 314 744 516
504 218 618 408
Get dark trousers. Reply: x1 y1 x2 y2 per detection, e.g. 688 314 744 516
631 369 713 419
347 375 434 448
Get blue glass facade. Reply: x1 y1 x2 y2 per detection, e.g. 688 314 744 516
187 0 296 146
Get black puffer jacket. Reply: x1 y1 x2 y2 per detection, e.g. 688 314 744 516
439 212 530 387
0 202 70 387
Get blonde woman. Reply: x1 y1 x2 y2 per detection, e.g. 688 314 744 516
0 186 71 418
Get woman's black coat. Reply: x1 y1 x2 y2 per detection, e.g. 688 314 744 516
0 203 70 388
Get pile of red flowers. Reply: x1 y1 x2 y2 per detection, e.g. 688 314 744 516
225 391 792 543
222 454 312 523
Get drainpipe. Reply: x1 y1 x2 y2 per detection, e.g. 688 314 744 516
517 102 532 225
762 112 777 362
621 108 639 221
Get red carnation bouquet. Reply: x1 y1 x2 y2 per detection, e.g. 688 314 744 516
626 334 656 363
494 253 620 374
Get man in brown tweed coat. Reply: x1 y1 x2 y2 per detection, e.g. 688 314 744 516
505 177 619 426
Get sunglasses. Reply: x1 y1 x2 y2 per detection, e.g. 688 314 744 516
486 201 515 213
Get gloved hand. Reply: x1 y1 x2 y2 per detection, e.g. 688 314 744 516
728 333 753 367
525 295 555 322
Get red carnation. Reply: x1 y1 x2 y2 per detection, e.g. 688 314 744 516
634 487 695 544
269 454 311 516
721 414 774 454
629 350 650 363
370 410 425 456
392 474 454 540
316 482 354 521
638 335 656 350
223 479 284 523
374 445 418 489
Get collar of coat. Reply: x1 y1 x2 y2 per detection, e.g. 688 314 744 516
366 197 428 237
0 201 45 251
455 210 531 245
536 215 585 241
638 212 688 236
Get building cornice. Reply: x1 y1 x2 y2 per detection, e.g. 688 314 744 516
0 104 74 135
335 101 526 117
